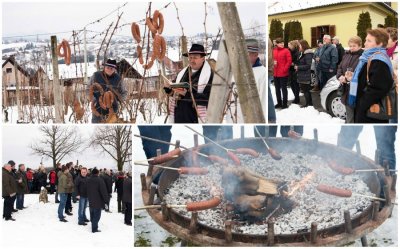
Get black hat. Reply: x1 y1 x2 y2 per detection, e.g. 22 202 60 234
103 59 117 69
182 44 210 57
8 160 15 166
92 168 99 175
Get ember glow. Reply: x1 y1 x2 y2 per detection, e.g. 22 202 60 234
287 171 316 196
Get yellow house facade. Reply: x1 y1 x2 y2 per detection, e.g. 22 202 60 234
268 2 398 47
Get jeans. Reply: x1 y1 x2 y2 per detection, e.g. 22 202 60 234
28 181 33 193
289 71 300 102
320 71 335 89
78 197 88 223
58 193 68 220
267 76 276 123
16 194 24 209
202 126 233 142
374 126 397 172
117 195 123 213
337 126 364 150
274 77 288 106
138 126 172 159
90 208 102 232
65 193 72 212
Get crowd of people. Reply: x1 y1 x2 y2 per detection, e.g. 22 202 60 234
2 160 132 233
270 27 397 123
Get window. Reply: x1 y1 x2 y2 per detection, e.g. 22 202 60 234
311 25 336 47
6 68 12 73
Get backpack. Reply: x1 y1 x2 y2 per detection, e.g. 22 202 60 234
366 52 397 120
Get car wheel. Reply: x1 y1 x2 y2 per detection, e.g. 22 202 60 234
326 91 346 120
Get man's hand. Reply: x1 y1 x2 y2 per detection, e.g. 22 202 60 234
338 75 346 83
174 88 187 96
10 192 16 197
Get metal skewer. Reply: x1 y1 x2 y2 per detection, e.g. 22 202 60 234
184 125 234 152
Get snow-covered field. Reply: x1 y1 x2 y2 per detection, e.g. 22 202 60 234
1 192 132 248
133 125 398 247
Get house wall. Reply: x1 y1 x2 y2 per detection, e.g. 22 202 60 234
2 61 30 87
268 2 397 47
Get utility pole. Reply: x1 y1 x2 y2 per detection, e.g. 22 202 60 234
207 39 232 123
217 2 265 123
14 57 23 121
50 36 64 123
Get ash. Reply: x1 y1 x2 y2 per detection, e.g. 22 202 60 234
163 153 374 235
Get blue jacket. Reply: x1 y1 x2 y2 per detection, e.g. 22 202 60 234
317 44 338 72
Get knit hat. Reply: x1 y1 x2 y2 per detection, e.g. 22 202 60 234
103 59 117 69
8 160 15 166
246 38 259 53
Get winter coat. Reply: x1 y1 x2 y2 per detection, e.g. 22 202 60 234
273 47 292 77
37 171 47 188
317 44 338 72
115 176 125 197
122 177 132 203
101 174 113 194
2 168 17 197
87 71 127 114
289 49 300 71
87 175 109 209
336 43 345 65
57 172 73 194
16 170 29 194
336 49 363 104
49 171 57 184
26 170 33 181
355 60 393 123
296 49 314 84
74 174 88 198
65 172 74 193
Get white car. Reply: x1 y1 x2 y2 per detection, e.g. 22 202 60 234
320 76 347 120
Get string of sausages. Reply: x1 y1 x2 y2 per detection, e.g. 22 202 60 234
131 10 166 70
57 39 71 65
88 82 115 118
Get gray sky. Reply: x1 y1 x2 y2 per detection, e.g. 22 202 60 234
2 125 125 170
2 1 266 39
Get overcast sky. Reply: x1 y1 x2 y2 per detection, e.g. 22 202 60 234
2 125 128 170
2 1 266 39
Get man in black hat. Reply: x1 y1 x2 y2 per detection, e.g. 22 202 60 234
164 44 214 123
87 59 127 123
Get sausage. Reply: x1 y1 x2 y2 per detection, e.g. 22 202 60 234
137 45 144 65
235 148 259 157
288 130 302 139
208 155 228 165
131 22 141 43
152 10 164 34
328 161 355 175
153 35 166 61
178 167 208 175
268 148 282 160
186 197 221 211
149 148 181 165
146 17 157 34
227 151 241 166
316 184 352 198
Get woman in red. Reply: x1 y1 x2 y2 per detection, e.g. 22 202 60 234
273 38 292 109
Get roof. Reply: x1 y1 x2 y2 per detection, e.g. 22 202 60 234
268 1 397 16
2 57 31 78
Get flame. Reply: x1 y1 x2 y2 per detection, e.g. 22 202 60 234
287 171 315 196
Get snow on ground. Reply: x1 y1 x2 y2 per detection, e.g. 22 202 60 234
1 192 132 248
271 84 344 123
133 125 398 247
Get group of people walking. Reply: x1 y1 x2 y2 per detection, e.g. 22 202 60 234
2 160 132 233
271 27 397 123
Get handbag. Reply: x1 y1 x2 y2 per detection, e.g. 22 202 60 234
365 52 397 120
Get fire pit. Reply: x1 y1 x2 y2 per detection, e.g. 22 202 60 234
139 130 396 246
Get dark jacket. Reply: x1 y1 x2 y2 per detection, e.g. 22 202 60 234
336 43 345 66
296 49 314 84
115 176 125 197
317 44 338 72
66 172 74 193
122 177 132 203
58 172 74 194
87 175 109 209
37 171 47 188
355 60 393 123
2 168 17 197
289 49 300 71
336 49 363 104
16 170 29 194
102 174 113 194
74 174 88 198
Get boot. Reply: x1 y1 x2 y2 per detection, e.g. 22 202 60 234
310 85 320 92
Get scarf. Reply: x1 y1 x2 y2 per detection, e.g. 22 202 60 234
387 41 397 58
168 61 212 123
253 57 263 67
348 47 393 108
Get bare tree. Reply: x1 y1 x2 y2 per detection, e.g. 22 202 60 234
31 126 83 168
89 126 132 171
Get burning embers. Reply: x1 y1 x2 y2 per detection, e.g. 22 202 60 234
221 166 295 222
163 152 375 235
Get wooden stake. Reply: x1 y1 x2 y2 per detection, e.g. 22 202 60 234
344 210 353 234
50 36 64 123
189 212 198 234
311 222 318 244
180 36 189 67
14 58 23 121
225 220 232 243
372 201 380 221
140 173 147 191
267 220 275 246
148 184 157 205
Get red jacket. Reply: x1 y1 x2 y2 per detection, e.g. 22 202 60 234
273 47 292 77
49 171 56 184
26 170 33 181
